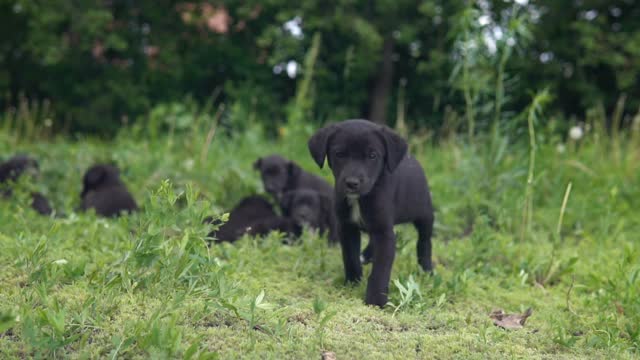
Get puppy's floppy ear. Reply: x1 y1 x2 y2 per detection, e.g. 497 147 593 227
81 166 105 197
287 161 301 179
308 124 337 168
378 126 408 172
85 166 106 187
253 158 262 170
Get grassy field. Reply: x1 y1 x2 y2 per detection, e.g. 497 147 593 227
0 120 639 359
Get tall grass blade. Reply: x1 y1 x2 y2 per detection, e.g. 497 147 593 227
556 182 573 238
521 89 551 241
288 32 322 132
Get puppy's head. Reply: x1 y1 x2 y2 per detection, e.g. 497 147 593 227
308 119 407 198
281 189 328 229
253 154 301 200
0 155 39 183
81 164 122 198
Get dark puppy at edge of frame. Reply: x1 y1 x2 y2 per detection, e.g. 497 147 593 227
308 119 434 307
79 164 138 217
0 154 54 215
254 154 338 243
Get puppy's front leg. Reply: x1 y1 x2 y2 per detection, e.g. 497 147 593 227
339 221 362 283
365 227 396 307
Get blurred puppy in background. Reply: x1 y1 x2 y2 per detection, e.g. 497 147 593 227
280 189 335 241
0 154 54 215
254 154 337 243
205 195 301 243
79 164 138 217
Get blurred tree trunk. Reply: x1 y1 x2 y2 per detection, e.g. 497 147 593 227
365 36 395 124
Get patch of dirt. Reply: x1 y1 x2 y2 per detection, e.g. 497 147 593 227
489 308 533 330
200 316 236 328
321 351 337 360
288 311 313 326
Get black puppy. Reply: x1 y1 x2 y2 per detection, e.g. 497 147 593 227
79 164 138 217
280 189 334 238
0 155 54 215
308 119 434 307
30 192 54 215
0 155 39 183
245 216 302 240
207 195 301 243
254 154 338 243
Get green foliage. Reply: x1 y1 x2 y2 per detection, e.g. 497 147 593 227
3 1 639 135
287 32 321 132
312 296 337 349
388 275 423 316
519 0 640 115
0 0 285 134
1 106 639 357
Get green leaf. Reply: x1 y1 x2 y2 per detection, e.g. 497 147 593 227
255 290 265 307
0 312 16 334
184 341 200 360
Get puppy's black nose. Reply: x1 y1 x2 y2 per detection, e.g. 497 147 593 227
345 177 360 191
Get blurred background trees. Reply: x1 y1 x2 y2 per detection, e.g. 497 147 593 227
1 0 638 135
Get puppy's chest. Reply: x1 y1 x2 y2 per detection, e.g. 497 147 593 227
346 197 366 228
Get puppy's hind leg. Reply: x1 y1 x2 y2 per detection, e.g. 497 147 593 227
414 216 434 272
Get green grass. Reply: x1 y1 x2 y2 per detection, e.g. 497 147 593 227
0 122 638 359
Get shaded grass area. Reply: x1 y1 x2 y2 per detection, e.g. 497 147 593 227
0 125 639 359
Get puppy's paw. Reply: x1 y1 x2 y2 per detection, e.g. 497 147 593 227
360 254 372 265
364 293 388 308
420 260 434 273
344 273 362 284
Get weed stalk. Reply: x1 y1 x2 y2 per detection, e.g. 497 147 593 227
556 182 573 238
288 32 322 133
520 89 551 241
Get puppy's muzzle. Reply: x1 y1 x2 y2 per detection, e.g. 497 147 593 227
344 177 360 193
293 209 313 225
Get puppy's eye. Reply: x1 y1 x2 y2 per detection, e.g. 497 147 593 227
368 152 378 160
335 151 346 158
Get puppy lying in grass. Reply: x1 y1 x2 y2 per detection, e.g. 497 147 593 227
205 195 301 243
206 188 337 243
254 154 338 243
308 119 434 307
0 154 54 215
79 164 138 217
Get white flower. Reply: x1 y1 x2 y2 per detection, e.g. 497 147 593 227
283 16 303 39
286 61 298 79
569 126 583 140
556 144 566 153
478 15 491 26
